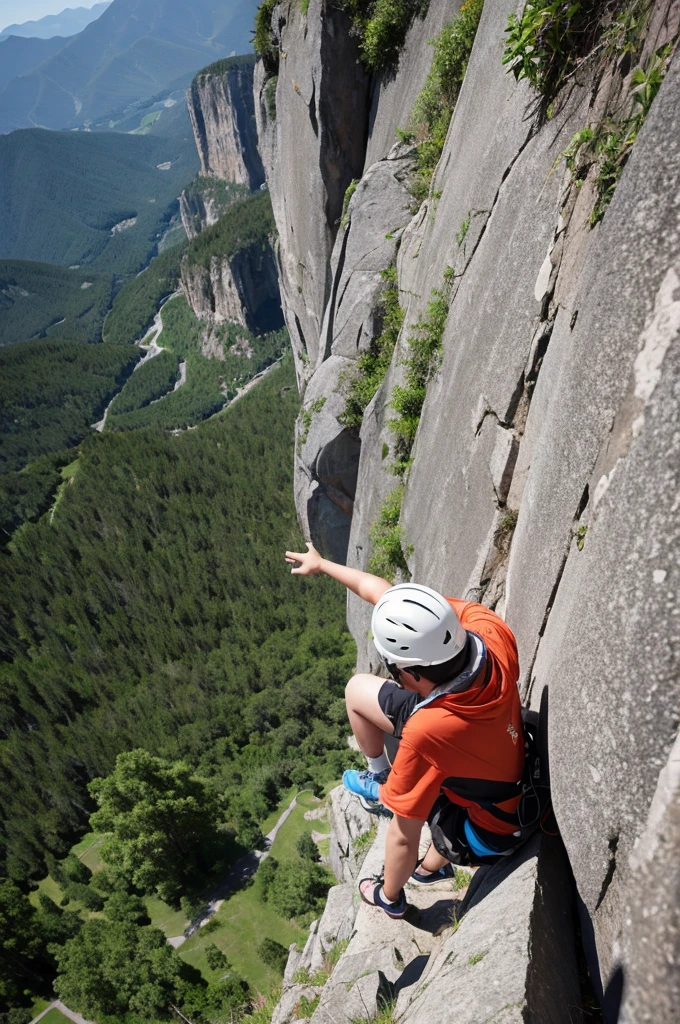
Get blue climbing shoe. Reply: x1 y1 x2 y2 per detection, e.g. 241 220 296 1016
359 874 407 918
410 860 455 884
342 768 390 811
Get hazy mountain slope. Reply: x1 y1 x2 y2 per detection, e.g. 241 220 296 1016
0 124 198 272
0 34 73 91
0 3 111 41
0 0 258 132
0 260 112 346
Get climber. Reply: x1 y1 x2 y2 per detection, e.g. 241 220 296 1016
285 542 526 919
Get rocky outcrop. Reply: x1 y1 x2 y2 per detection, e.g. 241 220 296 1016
254 0 371 383
261 0 680 1017
179 188 222 241
187 56 264 189
293 146 417 561
274 790 581 1024
180 243 283 337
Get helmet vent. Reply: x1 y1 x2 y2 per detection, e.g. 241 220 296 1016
403 599 440 619
386 637 397 643
401 622 417 632
400 646 409 651
443 630 452 645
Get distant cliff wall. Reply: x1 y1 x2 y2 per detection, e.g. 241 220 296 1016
187 56 265 189
258 0 680 1019
181 242 283 337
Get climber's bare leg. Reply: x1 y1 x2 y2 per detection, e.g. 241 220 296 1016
345 674 394 759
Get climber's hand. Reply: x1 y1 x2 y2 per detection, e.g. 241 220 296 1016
285 542 323 575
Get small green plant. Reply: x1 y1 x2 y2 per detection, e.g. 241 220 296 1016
456 212 471 246
340 179 359 228
298 396 327 448
502 0 655 109
468 949 488 965
557 45 672 223
502 1 601 98
293 967 311 984
381 442 390 460
403 0 484 202
265 76 278 121
297 994 321 1019
498 508 518 534
453 867 472 891
351 999 397 1024
325 938 350 970
339 265 404 431
299 0 310 13
311 968 329 986
575 524 588 551
367 485 412 582
353 824 378 854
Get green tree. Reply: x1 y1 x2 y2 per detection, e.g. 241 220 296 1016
178 976 250 1024
53 918 181 1019
89 750 222 903
296 831 319 862
60 882 104 912
236 815 266 852
257 937 289 973
104 892 150 925
0 881 44 1008
254 857 278 904
268 861 332 919
205 943 229 972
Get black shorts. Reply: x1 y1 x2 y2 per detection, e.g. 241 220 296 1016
377 681 418 739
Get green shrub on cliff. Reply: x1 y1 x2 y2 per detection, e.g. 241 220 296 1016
339 0 430 73
338 265 403 431
254 0 280 74
367 485 411 582
501 0 652 104
404 0 484 202
389 280 451 476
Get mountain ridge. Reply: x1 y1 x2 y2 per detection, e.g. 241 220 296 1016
0 0 259 133
0 3 110 41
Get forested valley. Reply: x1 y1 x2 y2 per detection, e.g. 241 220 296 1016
0 355 357 1022
0 3 361 1018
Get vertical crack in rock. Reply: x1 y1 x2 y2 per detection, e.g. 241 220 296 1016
594 834 619 912
320 224 351 363
309 79 319 138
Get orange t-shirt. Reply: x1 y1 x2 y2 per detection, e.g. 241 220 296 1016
379 599 524 835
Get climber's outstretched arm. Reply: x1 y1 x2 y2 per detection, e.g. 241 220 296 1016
285 542 392 605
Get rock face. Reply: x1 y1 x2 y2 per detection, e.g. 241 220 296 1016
180 243 283 337
275 790 581 1024
254 0 371 383
187 56 264 189
179 188 221 241
260 0 680 1017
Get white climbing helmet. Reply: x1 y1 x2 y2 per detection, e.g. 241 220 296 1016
371 583 467 668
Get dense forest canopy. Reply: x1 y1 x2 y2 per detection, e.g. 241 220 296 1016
184 192 276 272
0 357 354 885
